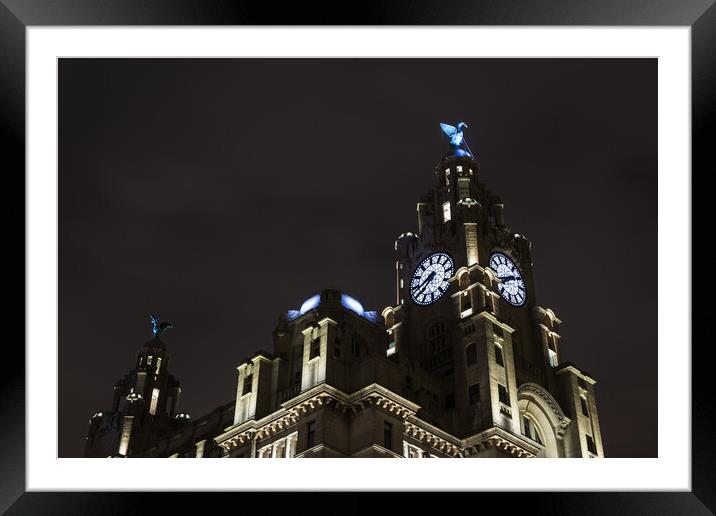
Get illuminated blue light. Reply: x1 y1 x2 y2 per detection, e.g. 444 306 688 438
440 121 474 158
291 292 381 324
299 294 321 315
150 314 173 336
341 294 364 316
363 311 381 323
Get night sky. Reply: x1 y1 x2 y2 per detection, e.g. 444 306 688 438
59 58 656 458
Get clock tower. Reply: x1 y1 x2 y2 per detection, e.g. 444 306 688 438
382 123 604 457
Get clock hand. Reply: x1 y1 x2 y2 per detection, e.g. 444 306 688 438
414 271 437 294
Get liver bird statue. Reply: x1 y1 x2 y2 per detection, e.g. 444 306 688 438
440 121 473 157
150 314 174 337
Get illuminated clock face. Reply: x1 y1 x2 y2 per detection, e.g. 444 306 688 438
489 252 527 307
410 252 454 306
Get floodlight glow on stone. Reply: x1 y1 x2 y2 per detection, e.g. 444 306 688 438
299 294 321 314
341 294 365 316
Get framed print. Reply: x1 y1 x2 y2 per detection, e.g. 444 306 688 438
2 0 711 514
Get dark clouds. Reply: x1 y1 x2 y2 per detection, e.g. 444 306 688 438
59 58 656 457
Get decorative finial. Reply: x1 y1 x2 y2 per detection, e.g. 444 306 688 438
440 121 473 157
150 314 174 337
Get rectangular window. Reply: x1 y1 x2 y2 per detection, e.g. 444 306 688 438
147 355 153 365
310 338 320 360
383 422 393 450
461 293 473 318
286 432 297 458
442 201 451 222
468 383 480 405
243 374 253 395
523 416 531 437
307 421 316 449
386 340 396 357
406 444 421 458
465 343 477 367
493 323 504 338
458 177 470 199
195 440 206 458
149 388 160 416
484 296 493 313
498 384 510 406
444 168 450 185
548 349 558 368
495 344 504 367
275 440 286 458
578 377 588 390
155 357 162 375
352 339 360 357
580 395 590 417
586 434 597 455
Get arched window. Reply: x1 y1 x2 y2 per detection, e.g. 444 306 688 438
522 414 543 445
465 342 477 367
458 271 470 289
384 310 395 328
518 383 564 458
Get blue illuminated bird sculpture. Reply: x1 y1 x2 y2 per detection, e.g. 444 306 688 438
440 121 473 157
150 314 174 337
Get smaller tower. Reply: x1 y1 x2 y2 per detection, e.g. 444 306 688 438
84 315 182 457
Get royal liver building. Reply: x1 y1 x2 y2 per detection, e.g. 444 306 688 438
85 123 604 459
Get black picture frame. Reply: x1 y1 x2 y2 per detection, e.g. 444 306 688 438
2 1 710 514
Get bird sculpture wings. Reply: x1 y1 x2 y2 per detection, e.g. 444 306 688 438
440 122 467 147
150 314 174 336
440 121 472 157
440 122 457 141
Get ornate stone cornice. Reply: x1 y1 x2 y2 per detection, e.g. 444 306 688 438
404 420 462 457
216 383 420 453
463 436 534 458
462 426 540 458
217 383 570 458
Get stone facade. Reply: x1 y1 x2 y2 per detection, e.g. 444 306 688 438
84 147 604 459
